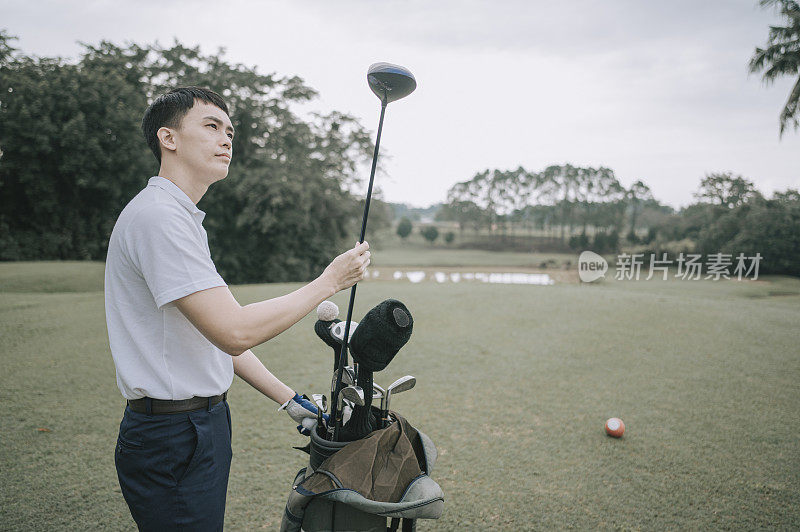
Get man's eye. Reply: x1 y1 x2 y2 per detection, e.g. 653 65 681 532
208 123 217 129
227 133 234 140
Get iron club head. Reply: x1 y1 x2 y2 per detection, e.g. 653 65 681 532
387 375 416 396
341 385 365 407
382 376 416 428
372 383 385 401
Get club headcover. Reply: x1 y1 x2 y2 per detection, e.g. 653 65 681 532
315 318 342 369
339 404 378 442
357 369 374 410
350 299 413 372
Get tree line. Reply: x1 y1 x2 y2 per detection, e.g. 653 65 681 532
434 167 799 275
0 31 391 284
436 164 662 251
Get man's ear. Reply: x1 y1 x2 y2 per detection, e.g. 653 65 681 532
157 127 177 155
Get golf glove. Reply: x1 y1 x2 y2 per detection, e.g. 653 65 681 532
279 393 329 435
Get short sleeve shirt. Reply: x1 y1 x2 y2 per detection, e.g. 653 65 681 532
104 176 233 400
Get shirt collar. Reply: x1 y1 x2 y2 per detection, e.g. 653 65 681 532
147 176 206 222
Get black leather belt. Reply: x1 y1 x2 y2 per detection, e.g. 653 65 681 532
127 392 227 414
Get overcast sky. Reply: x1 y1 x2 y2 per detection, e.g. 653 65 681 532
3 0 798 209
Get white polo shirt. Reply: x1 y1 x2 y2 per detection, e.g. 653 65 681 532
104 176 233 400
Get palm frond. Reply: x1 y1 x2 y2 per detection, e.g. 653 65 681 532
768 24 800 41
760 0 800 12
763 53 800 82
779 76 800 136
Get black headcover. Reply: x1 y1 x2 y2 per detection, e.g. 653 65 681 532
343 363 376 441
350 299 413 372
339 405 379 442
314 318 342 369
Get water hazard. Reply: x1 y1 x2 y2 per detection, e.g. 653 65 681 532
367 270 554 285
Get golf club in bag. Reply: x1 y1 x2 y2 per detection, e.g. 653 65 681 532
339 299 414 442
330 62 417 441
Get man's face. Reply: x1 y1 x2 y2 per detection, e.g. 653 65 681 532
166 101 234 183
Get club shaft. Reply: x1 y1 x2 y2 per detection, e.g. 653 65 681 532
331 101 388 441
382 391 390 429
358 101 387 244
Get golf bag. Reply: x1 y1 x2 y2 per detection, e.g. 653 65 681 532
280 412 444 532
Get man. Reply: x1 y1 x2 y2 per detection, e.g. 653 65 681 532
104 86 370 530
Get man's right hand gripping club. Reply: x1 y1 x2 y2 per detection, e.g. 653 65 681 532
322 241 371 293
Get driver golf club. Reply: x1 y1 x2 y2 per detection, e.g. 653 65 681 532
382 375 416 428
331 62 416 441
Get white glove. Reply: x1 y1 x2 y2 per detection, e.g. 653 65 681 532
279 393 326 424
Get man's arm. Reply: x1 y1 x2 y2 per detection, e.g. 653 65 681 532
231 350 295 404
174 242 370 356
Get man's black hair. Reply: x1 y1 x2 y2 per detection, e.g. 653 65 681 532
141 87 230 163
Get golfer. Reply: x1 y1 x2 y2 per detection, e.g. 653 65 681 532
104 86 370 530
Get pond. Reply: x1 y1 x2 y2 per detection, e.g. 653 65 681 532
367 270 555 285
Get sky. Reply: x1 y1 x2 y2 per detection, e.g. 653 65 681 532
3 0 798 209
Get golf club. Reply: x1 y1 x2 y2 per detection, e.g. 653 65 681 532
341 385 365 407
372 382 385 402
329 385 366 439
330 320 359 344
314 318 342 372
382 376 416 428
328 321 357 401
312 393 327 432
373 382 386 430
331 365 356 405
330 62 416 441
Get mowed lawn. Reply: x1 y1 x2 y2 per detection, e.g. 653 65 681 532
1 261 799 530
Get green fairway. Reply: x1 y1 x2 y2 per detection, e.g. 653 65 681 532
1 262 799 530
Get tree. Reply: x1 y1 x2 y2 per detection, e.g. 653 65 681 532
396 217 412 240
420 226 439 244
0 32 152 260
749 0 800 137
773 188 800 203
0 35 375 283
698 192 800 276
626 180 654 242
437 199 486 234
694 173 758 209
444 231 455 245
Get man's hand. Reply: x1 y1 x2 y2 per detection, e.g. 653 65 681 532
279 393 329 435
322 241 371 293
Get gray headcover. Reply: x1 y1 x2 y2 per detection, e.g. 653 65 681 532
350 299 413 372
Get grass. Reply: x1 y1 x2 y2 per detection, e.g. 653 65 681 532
1 259 799 530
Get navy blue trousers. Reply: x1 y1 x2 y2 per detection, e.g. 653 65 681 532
115 400 232 531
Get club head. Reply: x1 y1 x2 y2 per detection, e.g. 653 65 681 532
331 366 356 398
341 385 365 407
312 393 328 414
372 383 385 401
387 375 416 395
330 321 359 345
368 62 416 104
